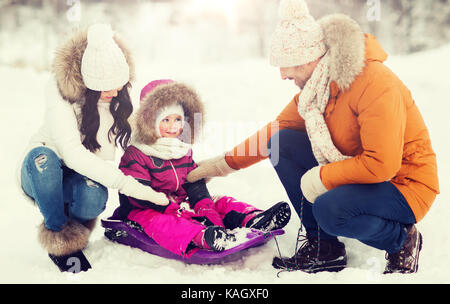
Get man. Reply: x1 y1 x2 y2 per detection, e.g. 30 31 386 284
187 0 439 274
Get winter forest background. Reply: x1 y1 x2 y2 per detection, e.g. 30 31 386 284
1 0 450 70
1 0 450 284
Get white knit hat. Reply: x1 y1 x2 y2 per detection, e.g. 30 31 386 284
81 24 130 91
155 103 185 137
270 0 327 67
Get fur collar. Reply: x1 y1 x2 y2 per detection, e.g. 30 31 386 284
52 29 135 104
318 14 366 91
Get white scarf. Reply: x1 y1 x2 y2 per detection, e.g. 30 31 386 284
132 137 191 160
297 51 350 165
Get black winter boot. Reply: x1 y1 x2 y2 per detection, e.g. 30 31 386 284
246 202 291 232
384 224 423 274
49 250 91 273
38 220 93 273
273 233 347 273
203 226 237 252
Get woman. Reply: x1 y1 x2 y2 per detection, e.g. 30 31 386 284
19 24 168 272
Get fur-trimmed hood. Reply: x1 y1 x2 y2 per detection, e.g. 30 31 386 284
52 28 135 104
318 14 384 92
133 82 205 145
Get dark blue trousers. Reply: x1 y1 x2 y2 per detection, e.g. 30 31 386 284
268 129 416 253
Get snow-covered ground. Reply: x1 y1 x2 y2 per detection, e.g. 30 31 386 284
1 41 449 284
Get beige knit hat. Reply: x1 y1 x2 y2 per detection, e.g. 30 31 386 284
270 0 327 67
81 23 130 91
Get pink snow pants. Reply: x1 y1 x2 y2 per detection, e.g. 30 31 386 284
127 196 260 257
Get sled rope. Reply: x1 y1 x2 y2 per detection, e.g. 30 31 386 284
275 196 322 277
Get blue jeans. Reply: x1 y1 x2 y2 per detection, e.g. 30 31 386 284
268 130 416 253
21 147 108 231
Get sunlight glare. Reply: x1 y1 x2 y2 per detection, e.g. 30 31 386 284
190 0 238 28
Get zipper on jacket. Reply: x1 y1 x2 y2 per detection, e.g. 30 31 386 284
169 160 180 191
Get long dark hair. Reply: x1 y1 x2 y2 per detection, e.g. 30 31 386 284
80 84 133 152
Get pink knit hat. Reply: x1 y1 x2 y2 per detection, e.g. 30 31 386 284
139 79 174 102
270 0 327 67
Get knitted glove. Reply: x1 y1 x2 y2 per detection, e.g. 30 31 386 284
186 155 237 183
300 166 328 203
120 176 170 206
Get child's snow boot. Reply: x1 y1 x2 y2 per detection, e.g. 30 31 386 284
244 201 291 232
202 226 236 252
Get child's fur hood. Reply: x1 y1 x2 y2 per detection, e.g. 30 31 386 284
134 82 205 145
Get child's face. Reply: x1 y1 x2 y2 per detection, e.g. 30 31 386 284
159 114 183 138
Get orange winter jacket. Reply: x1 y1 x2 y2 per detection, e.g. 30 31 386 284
225 16 439 222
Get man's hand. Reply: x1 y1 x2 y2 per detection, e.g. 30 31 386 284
186 155 237 183
300 166 328 203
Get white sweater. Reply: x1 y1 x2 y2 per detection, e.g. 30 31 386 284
18 80 168 205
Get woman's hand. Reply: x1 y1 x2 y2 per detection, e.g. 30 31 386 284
150 191 170 206
186 155 237 183
120 176 170 206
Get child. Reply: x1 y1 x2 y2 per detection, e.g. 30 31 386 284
116 80 291 257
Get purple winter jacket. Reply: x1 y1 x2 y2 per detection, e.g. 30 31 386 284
118 145 200 216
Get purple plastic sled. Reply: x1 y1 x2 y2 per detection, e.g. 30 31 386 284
101 217 284 265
